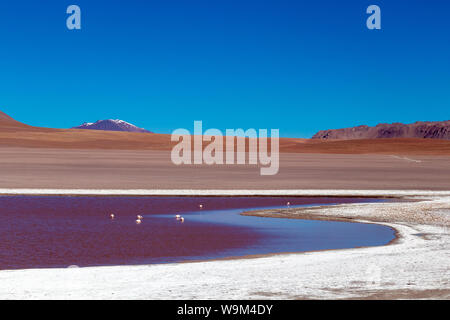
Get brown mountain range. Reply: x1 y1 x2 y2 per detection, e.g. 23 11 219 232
1 110 450 154
313 121 450 140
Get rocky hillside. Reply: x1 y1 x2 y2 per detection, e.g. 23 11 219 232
312 121 450 140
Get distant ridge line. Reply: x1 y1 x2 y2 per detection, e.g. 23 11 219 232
312 121 450 140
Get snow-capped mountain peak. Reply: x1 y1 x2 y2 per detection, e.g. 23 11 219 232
72 119 152 133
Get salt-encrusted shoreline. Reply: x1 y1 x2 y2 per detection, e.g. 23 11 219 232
0 190 448 299
0 188 450 197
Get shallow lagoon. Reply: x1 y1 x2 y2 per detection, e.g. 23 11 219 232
0 196 395 270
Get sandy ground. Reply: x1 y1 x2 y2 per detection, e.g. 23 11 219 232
0 190 448 300
1 111 450 190
0 148 450 190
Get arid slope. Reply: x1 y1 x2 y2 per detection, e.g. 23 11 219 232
1 111 450 154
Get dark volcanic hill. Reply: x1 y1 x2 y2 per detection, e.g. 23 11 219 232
312 121 450 140
72 119 152 133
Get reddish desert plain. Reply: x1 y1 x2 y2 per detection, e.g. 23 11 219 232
0 110 450 300
0 110 450 190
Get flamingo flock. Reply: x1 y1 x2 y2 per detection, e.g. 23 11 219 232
110 213 145 224
108 202 296 226
109 210 193 224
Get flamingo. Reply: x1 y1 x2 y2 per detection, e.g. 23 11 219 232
175 214 181 219
136 219 142 224
137 215 143 220
180 217 185 223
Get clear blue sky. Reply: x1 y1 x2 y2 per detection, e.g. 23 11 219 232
0 0 449 137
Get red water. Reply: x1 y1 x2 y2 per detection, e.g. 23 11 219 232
0 196 394 270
